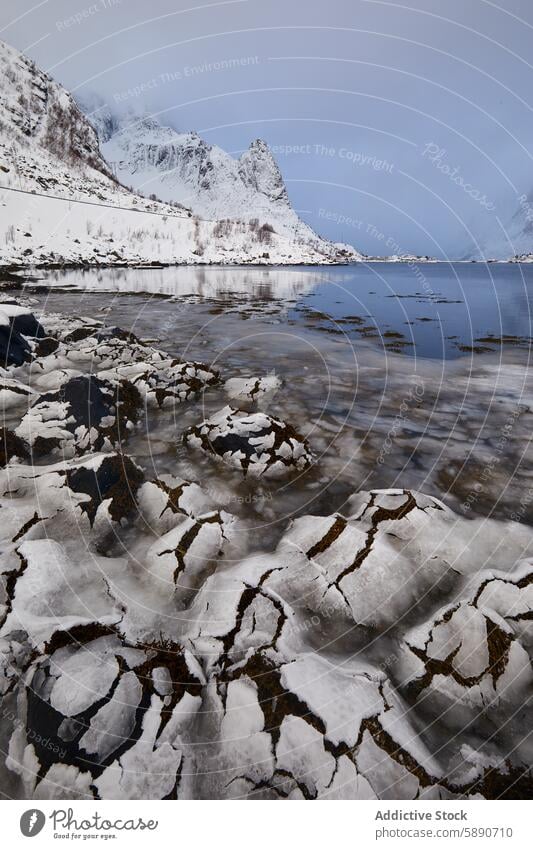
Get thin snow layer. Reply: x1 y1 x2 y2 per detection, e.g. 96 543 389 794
184 405 313 478
224 374 282 408
1 299 533 800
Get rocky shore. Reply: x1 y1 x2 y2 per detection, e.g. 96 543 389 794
1 293 532 800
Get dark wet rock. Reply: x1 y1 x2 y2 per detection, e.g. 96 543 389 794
0 320 34 367
0 302 46 366
33 336 60 357
65 452 144 524
0 428 29 466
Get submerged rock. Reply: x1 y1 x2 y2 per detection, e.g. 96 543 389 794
184 405 313 478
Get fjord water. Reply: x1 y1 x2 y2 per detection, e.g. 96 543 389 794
26 262 533 542
37 261 533 359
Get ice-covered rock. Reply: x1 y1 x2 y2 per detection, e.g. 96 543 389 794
184 405 313 478
145 508 245 602
224 374 281 407
15 375 142 458
31 315 220 409
400 601 533 722
0 451 144 585
137 476 217 535
8 633 204 799
260 490 455 632
0 377 35 411
205 649 446 800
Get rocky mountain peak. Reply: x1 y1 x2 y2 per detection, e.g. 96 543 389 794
238 138 289 205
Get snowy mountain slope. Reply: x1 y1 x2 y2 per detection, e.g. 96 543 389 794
0 40 112 179
91 109 359 258
484 198 533 261
462 191 533 261
0 40 358 268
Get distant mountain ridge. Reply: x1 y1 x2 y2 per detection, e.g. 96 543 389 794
83 102 352 254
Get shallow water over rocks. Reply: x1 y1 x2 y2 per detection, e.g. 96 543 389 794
1 265 533 800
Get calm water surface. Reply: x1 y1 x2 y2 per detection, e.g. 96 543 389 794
28 261 533 359
15 262 533 536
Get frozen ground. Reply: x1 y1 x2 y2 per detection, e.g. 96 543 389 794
0 276 532 800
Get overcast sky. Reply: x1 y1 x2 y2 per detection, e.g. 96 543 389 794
1 0 533 257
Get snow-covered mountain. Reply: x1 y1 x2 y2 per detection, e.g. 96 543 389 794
460 192 533 261
482 196 533 261
97 113 307 233
0 40 359 268
87 106 355 257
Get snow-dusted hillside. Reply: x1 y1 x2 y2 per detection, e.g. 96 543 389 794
97 111 329 246
0 40 359 268
493 197 533 261
467 192 533 261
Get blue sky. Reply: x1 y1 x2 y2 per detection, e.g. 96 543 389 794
2 0 533 257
